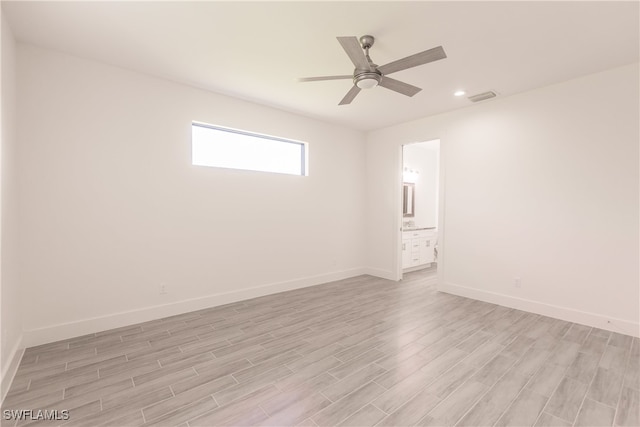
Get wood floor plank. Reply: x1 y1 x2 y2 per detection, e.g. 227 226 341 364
101 384 173 411
469 354 517 387
457 369 529 426
320 363 387 402
527 363 567 397
588 367 625 407
563 324 592 345
463 341 506 368
456 330 495 353
275 356 343 391
534 412 572 426
547 341 581 368
375 342 425 371
372 366 440 414
566 351 600 384
624 351 640 391
600 345 629 370
333 339 381 363
233 350 300 383
62 376 135 401
615 386 640 427
190 404 268 427
511 347 551 377
372 353 430 389
377 387 441 426
424 361 477 399
545 377 588 422
261 374 336 416
311 381 386 426
15 396 102 427
422 380 488 426
3 388 64 410
259 392 331 427
580 333 609 356
142 396 219 427
98 357 161 379
495 388 548 427
574 398 615 427
297 417 319 427
337 404 386 427
501 335 535 359
192 354 252 378
286 344 342 372
609 333 634 350
170 367 239 396
62 405 143 427
327 349 385 380
142 375 235 421
215 365 294 406
133 357 205 386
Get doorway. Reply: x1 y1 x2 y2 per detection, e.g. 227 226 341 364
399 140 441 280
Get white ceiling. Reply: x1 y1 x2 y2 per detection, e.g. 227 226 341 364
4 1 639 131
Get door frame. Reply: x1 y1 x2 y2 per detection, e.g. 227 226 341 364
396 140 446 286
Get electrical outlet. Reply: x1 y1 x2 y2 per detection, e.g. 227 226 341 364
514 277 521 288
159 283 167 295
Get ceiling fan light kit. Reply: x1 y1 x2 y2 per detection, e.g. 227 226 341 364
299 34 447 105
355 71 381 89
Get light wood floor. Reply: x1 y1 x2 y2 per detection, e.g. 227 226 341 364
2 268 638 427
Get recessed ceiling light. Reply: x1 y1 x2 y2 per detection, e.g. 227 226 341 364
454 90 466 97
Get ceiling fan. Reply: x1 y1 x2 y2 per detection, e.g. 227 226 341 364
299 35 447 105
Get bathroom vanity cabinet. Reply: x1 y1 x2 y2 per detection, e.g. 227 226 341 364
402 228 437 270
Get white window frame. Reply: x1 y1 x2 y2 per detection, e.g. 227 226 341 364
191 122 308 176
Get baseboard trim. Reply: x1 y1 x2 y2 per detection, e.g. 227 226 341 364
439 282 639 338
22 268 367 348
1 334 24 405
402 263 433 274
363 267 398 281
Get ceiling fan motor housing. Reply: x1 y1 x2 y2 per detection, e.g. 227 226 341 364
354 70 382 89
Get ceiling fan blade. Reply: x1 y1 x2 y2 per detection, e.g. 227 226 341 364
337 36 370 70
338 85 361 105
298 75 352 82
378 46 446 75
379 76 422 97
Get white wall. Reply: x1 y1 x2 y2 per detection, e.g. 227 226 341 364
1 12 23 400
403 142 439 228
17 44 366 345
366 63 639 336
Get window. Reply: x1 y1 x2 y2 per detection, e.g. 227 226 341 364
191 122 307 176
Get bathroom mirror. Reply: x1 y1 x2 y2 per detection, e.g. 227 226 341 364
403 182 415 217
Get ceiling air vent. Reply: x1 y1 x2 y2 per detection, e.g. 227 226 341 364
468 91 497 102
